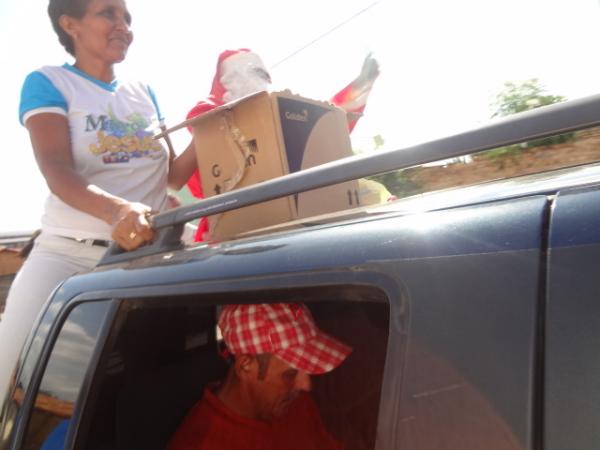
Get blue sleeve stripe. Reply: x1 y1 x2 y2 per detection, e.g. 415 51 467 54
19 71 68 125
147 85 164 122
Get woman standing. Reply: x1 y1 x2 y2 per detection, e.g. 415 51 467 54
0 0 196 402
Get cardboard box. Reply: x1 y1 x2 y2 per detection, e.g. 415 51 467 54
183 90 360 240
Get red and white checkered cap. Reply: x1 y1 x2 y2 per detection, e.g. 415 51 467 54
218 303 352 374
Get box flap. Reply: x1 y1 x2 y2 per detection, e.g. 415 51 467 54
154 91 272 139
154 90 345 140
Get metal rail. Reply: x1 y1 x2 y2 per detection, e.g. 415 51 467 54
98 94 600 266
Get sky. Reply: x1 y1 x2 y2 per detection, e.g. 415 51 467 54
2 0 600 232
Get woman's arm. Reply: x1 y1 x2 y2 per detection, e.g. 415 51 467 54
26 113 154 251
166 140 198 191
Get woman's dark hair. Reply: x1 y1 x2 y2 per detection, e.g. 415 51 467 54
47 0 91 56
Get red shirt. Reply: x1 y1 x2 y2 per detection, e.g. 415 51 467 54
168 389 343 450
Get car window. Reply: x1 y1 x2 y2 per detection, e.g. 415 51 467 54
20 301 112 450
74 293 391 450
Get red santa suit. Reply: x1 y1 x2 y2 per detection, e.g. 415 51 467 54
186 49 379 242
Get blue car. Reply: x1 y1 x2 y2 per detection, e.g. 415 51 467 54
2 95 600 450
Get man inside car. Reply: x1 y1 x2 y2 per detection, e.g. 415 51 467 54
168 302 351 450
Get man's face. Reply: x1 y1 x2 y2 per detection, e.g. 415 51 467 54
246 355 312 421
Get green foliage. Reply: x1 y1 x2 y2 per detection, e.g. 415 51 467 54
492 78 566 118
485 79 574 164
369 171 422 198
523 132 575 150
481 145 523 168
357 135 423 198
373 134 385 149
169 187 195 206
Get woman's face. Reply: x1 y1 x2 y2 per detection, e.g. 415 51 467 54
62 0 133 65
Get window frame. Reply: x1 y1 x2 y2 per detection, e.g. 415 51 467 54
10 268 407 450
8 299 119 450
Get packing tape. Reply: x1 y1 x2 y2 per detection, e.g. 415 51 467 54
209 110 251 235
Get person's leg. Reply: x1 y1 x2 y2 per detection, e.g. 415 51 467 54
0 233 105 405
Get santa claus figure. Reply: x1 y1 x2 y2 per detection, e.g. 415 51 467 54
186 48 380 242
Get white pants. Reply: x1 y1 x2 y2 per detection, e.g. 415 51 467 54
0 233 106 407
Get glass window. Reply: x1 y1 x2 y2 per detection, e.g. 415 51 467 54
21 301 112 450
77 294 390 450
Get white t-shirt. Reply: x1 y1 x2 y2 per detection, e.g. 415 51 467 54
19 64 168 240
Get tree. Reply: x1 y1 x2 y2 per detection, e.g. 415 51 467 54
486 79 573 162
492 78 566 118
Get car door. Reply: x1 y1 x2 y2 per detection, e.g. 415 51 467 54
386 195 549 450
545 184 600 450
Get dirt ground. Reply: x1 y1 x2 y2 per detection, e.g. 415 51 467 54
403 128 600 192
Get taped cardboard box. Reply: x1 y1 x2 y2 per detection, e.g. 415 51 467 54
181 90 360 240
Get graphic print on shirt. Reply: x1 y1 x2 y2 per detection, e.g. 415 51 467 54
87 106 163 164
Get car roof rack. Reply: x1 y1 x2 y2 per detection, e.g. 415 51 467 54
97 94 600 266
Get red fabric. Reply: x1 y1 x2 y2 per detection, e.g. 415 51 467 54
219 304 351 374
185 101 223 241
168 389 344 450
330 83 367 133
185 49 252 242
185 48 375 241
207 48 251 106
